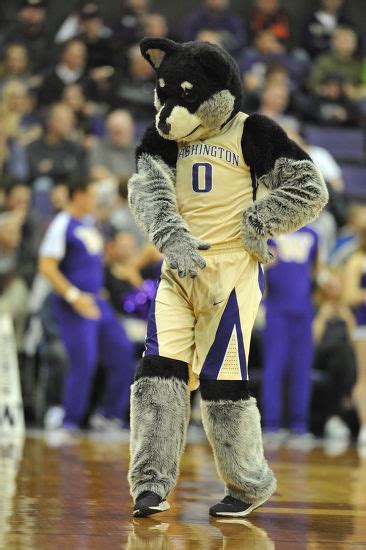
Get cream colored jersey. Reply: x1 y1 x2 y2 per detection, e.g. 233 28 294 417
176 111 252 245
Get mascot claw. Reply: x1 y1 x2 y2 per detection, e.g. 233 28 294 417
242 234 274 264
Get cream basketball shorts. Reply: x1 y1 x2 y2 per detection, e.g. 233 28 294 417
144 239 264 389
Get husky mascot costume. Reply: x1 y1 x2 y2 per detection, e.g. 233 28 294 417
127 38 328 518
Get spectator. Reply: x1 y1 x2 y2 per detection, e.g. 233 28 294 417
0 126 28 182
38 179 135 436
1 79 41 146
182 0 245 55
54 9 81 45
0 181 38 345
49 182 70 216
343 237 366 447
2 179 42 287
310 27 362 96
111 45 155 130
240 30 286 98
88 109 135 180
303 0 355 59
38 39 97 107
76 3 115 71
109 177 145 247
261 226 320 446
1 0 49 73
313 271 356 441
257 81 299 131
195 29 226 48
26 103 85 187
142 13 169 39
61 83 105 144
104 228 143 315
331 204 366 266
248 0 290 47
312 73 361 126
0 43 35 90
239 31 309 104
112 0 151 51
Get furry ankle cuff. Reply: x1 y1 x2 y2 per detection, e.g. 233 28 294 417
200 379 250 401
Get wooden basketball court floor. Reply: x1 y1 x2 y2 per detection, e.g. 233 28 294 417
1 434 366 549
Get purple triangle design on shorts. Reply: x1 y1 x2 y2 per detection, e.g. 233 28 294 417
258 262 265 295
200 288 247 381
144 280 160 356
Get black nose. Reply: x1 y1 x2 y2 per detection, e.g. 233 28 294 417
158 120 171 134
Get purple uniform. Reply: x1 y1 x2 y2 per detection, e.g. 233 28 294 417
40 212 135 427
261 226 318 434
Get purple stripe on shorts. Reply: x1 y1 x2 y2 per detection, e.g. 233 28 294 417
144 282 160 356
200 288 247 380
258 262 265 295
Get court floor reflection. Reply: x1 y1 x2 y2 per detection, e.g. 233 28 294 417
0 434 365 549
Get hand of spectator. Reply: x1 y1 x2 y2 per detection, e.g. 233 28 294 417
72 292 101 319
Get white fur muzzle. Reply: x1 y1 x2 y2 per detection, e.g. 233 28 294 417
156 105 202 141
155 89 236 142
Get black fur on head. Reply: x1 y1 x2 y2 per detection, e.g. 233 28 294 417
140 37 242 142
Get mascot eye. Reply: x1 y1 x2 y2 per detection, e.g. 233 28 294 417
182 91 197 104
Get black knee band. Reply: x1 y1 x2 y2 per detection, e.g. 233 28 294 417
200 379 251 401
135 355 189 384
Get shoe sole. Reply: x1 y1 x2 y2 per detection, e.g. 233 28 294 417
209 497 268 518
133 500 170 517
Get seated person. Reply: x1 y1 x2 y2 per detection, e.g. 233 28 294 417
38 39 98 106
104 227 161 319
310 26 362 97
26 103 86 188
249 0 290 47
182 0 245 55
313 271 356 440
312 73 361 126
303 0 356 59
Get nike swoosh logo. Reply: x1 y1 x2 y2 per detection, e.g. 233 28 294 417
213 300 225 306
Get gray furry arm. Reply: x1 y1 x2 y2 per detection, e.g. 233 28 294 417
244 156 328 238
241 114 328 261
128 126 209 277
128 153 189 250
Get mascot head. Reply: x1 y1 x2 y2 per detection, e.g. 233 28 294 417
140 37 242 143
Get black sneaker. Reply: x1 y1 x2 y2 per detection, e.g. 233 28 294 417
209 495 266 517
133 491 170 517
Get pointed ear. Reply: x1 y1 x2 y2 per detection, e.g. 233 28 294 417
140 37 181 71
194 43 235 87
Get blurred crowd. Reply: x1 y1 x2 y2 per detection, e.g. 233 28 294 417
1 0 366 446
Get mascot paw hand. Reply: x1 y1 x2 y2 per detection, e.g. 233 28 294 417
242 233 274 264
243 206 267 238
163 233 210 278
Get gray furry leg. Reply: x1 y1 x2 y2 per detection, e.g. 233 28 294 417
201 395 277 504
128 356 190 501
